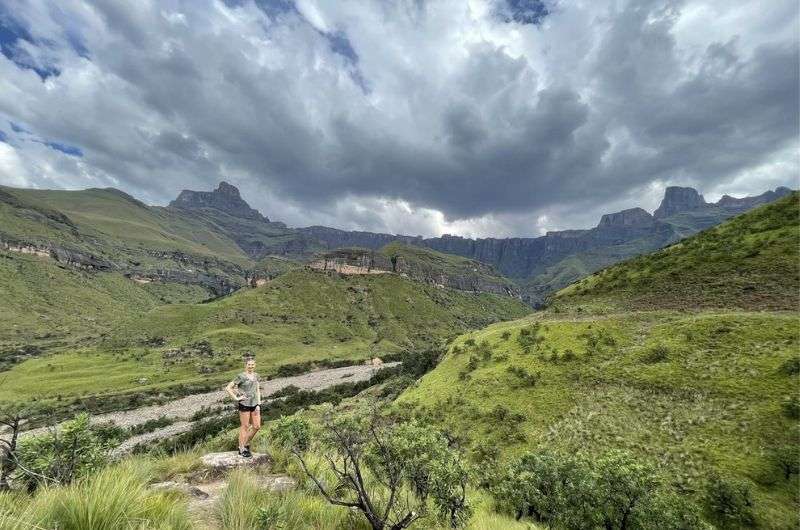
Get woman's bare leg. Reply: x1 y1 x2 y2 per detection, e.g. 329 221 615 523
245 408 261 446
238 411 251 450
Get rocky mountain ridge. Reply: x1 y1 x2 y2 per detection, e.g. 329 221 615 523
169 181 269 222
1 181 792 307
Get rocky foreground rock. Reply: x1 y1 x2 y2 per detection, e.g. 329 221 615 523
200 451 271 470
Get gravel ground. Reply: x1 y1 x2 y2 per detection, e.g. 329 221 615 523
17 363 399 442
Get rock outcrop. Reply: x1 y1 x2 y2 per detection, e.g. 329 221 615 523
170 181 268 221
0 235 112 270
200 451 271 470
309 247 520 297
716 186 792 212
597 207 656 228
653 186 707 218
300 186 791 282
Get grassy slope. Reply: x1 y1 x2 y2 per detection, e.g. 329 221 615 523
553 192 800 311
5 187 252 261
0 269 529 404
398 198 800 527
0 251 170 351
379 242 516 287
398 313 799 527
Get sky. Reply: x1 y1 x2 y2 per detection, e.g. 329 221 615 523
0 0 797 238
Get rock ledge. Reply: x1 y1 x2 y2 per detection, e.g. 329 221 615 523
201 451 271 470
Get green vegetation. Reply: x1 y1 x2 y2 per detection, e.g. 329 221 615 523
399 311 800 527
398 196 800 527
0 460 190 530
0 268 528 408
554 192 800 311
272 411 471 529
379 242 517 292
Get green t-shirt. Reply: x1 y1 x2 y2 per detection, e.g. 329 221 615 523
232 372 260 407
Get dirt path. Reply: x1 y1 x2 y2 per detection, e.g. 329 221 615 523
17 363 399 444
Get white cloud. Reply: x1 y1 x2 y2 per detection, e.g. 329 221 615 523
0 0 796 238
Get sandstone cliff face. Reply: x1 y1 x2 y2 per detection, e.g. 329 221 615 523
653 187 707 218
597 207 655 228
300 187 791 282
169 181 268 221
0 235 112 270
715 186 792 212
308 248 520 297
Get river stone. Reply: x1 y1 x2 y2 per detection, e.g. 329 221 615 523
201 451 270 470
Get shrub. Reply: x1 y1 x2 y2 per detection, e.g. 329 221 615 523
641 345 669 364
506 366 539 387
491 450 706 530
772 445 800 480
705 474 756 528
272 411 472 529
17 413 119 491
501 331 512 340
781 395 800 419
517 324 544 354
477 341 493 361
779 357 800 375
466 355 480 372
464 338 476 347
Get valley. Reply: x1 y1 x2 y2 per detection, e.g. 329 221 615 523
0 185 797 530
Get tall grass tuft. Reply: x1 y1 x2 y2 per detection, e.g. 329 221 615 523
0 461 190 530
218 469 271 530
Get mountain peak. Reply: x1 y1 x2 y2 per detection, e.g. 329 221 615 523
653 186 707 219
597 207 655 229
169 181 267 221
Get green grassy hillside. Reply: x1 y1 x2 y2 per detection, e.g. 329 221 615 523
398 199 800 527
0 269 529 406
398 312 799 527
553 192 800 311
379 242 515 288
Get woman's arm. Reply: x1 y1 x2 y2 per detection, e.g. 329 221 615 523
256 378 262 407
225 381 243 401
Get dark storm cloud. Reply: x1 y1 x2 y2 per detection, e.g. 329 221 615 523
0 0 796 237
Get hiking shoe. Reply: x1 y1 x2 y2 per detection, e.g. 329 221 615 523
241 448 253 458
245 444 250 453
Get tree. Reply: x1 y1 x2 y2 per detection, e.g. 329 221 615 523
705 473 756 528
490 450 707 530
272 410 472 529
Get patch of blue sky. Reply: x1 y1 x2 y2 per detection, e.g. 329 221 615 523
44 141 83 157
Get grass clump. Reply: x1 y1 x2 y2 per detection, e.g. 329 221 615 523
0 461 190 530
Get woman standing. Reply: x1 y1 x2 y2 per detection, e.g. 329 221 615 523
225 357 262 457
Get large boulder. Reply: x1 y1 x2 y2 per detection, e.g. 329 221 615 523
201 451 271 470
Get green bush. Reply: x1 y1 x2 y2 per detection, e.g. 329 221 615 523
491 450 706 529
506 366 539 387
705 474 756 528
17 413 119 491
641 345 669 364
272 411 472 529
779 357 800 375
781 395 800 419
517 324 544 354
772 445 800 480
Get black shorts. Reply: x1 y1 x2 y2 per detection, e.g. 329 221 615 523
237 403 259 412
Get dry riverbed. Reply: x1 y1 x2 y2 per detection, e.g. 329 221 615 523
14 363 398 453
